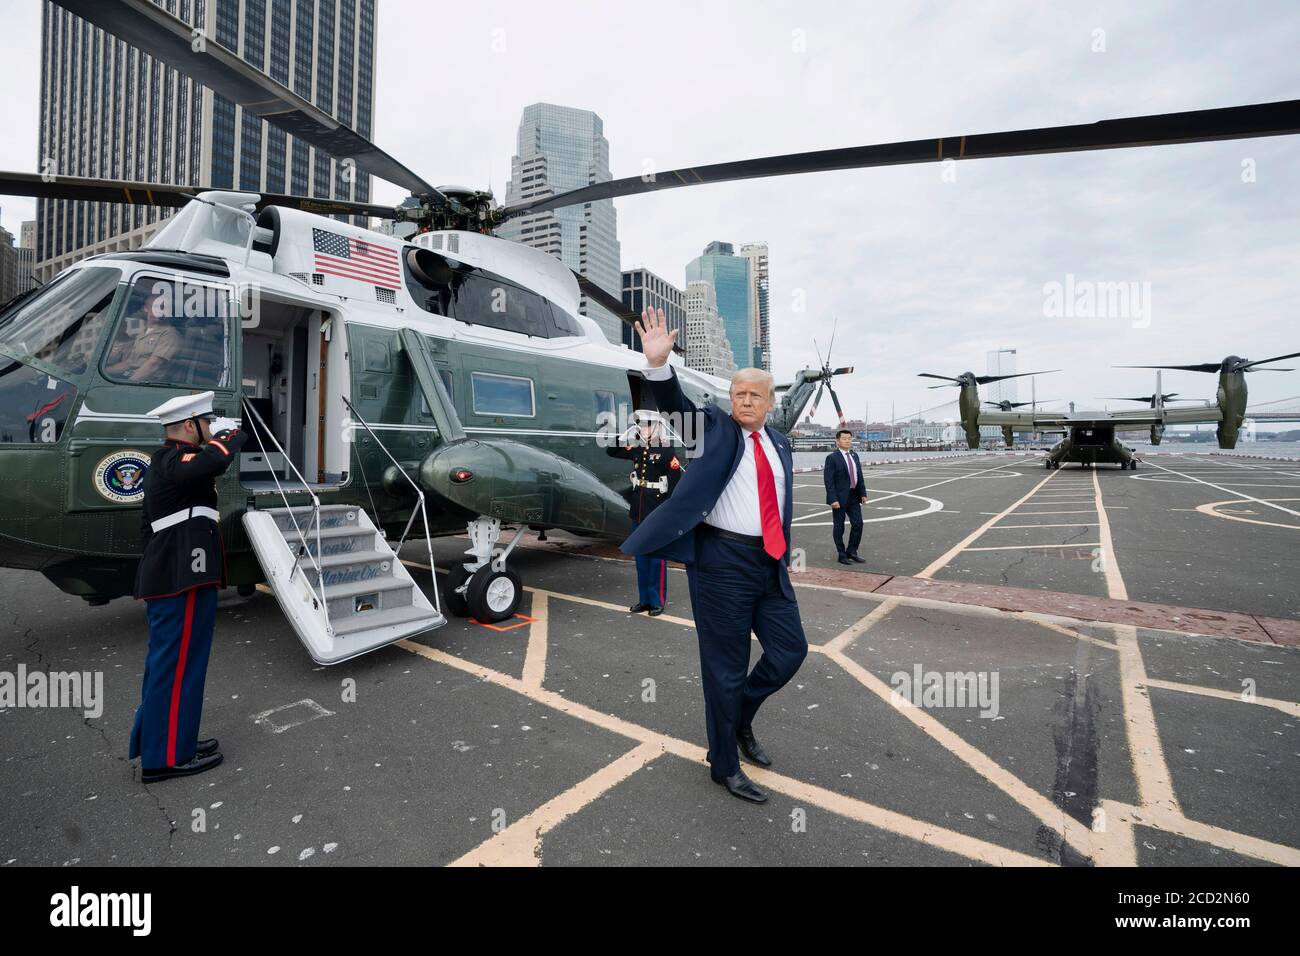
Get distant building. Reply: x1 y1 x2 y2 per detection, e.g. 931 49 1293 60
35 0 377 280
14 220 37 296
737 242 770 370
621 268 684 352
683 280 735 378
686 241 752 371
497 103 623 343
0 220 17 305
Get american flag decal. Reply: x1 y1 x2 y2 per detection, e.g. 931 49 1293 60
312 228 401 290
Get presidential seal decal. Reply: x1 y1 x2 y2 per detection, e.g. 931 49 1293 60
93 450 150 503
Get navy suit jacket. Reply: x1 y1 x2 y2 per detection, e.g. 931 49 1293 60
823 449 866 507
619 368 798 602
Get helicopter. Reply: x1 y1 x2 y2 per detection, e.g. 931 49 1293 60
920 356 1300 468
0 0 1298 664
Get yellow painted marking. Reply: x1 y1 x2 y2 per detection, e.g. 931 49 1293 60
1031 619 1117 651
1091 470 1127 601
1009 510 1097 515
450 743 661 866
397 637 1042 866
820 598 898 654
963 542 1101 552
521 591 548 690
1141 677 1299 717
531 586 695 628
827 648 1096 858
1114 802 1300 867
915 469 1059 578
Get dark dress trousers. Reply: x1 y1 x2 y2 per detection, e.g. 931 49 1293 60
621 368 807 779
823 448 865 557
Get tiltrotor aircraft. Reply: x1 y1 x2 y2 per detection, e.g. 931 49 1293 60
1 0 1298 663
920 356 1300 469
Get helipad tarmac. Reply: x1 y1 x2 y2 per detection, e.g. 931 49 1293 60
1 452 1296 866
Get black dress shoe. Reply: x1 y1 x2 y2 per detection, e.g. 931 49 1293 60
847 553 866 564
837 556 852 565
711 768 768 804
647 606 664 616
196 737 219 758
629 603 651 613
736 726 773 767
141 751 223 783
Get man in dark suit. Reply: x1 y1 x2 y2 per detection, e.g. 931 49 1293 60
824 429 868 565
622 306 807 804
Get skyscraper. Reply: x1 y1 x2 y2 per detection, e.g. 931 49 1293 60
686 241 752 371
621 267 684 352
15 221 37 297
683 280 735 378
35 0 376 281
737 241 770 370
497 103 623 343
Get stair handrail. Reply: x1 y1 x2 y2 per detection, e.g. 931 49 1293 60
240 398 331 629
341 395 441 615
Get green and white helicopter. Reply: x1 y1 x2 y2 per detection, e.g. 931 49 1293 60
0 0 1296 663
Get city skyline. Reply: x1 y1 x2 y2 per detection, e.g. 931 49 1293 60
2 1 1296 422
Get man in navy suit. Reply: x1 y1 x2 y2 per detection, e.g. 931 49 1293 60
824 429 868 565
622 306 807 804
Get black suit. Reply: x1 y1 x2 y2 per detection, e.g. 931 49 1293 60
823 448 865 558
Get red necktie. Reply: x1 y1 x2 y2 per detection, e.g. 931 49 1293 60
751 432 785 560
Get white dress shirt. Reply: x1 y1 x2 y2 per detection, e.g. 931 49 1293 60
841 450 857 489
643 364 785 536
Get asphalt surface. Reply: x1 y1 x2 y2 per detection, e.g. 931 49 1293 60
0 450 1296 866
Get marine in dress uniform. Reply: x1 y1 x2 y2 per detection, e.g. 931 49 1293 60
128 391 246 783
607 415 684 615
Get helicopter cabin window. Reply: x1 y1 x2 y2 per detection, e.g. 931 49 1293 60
594 389 615 419
404 248 580 339
0 362 78 445
0 266 122 376
103 275 232 388
471 371 534 418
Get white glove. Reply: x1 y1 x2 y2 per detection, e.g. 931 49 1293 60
209 416 241 435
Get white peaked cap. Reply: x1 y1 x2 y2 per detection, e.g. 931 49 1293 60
147 390 216 425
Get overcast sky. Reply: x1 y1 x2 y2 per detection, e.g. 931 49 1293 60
2 0 1297 422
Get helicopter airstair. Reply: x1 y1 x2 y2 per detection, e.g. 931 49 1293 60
240 402 444 665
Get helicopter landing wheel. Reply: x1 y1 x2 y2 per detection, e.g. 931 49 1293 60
466 565 522 623
443 562 472 617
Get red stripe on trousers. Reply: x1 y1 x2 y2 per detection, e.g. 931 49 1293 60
659 560 666 604
166 589 197 767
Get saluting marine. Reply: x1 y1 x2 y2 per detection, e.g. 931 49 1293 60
607 412 684 615
129 390 246 783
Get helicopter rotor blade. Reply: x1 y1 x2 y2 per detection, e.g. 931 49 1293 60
50 0 442 200
1242 351 1300 369
917 373 963 383
831 366 854 376
0 170 398 219
1115 364 1224 373
973 369 1059 385
809 382 825 419
574 274 684 355
828 384 846 426
501 99 1300 218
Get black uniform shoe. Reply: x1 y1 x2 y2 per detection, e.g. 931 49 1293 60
711 768 769 803
141 751 223 783
196 738 219 758
837 555 852 565
737 726 773 767
847 553 866 564
629 603 651 613
647 606 664 616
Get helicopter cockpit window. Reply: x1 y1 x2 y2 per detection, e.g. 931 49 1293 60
404 248 575 339
103 276 233 389
0 266 122 375
0 362 77 445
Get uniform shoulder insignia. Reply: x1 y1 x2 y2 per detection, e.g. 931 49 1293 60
181 452 197 462
669 456 681 470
